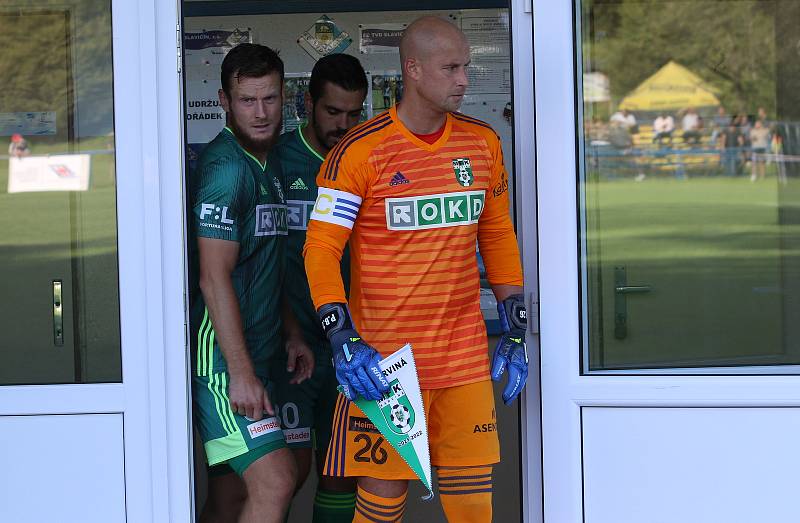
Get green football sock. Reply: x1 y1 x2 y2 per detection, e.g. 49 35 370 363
313 489 356 523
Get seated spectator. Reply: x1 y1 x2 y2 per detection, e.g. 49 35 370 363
681 107 702 145
652 113 675 145
610 108 638 134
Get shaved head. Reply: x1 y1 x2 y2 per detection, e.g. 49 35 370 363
400 16 468 67
395 16 471 131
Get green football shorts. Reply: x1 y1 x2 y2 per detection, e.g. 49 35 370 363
270 347 339 451
193 372 286 474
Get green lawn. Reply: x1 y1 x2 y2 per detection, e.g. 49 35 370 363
584 174 800 369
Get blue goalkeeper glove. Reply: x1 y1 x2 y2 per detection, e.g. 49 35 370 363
319 302 390 401
491 294 529 405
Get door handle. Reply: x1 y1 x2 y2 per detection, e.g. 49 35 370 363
53 280 64 346
614 267 652 339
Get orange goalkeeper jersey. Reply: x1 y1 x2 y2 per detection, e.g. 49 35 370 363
304 106 523 389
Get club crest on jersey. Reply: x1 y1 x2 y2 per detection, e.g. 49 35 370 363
273 178 285 202
452 158 474 187
385 190 485 231
378 380 415 435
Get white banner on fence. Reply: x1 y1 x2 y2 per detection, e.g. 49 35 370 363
8 154 91 193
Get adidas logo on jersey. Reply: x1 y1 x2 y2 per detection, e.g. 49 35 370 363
289 178 309 190
389 172 410 186
385 190 485 230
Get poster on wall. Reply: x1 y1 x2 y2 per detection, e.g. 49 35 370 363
184 29 252 149
370 72 403 114
283 74 312 134
359 23 406 54
184 29 251 81
297 15 352 61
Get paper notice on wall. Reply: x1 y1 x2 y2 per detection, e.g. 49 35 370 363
184 29 251 143
352 344 433 497
185 80 226 144
359 23 406 54
8 154 91 193
297 15 352 61
461 14 511 95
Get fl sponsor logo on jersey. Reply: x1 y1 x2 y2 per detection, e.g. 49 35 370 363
199 203 235 232
385 190 485 231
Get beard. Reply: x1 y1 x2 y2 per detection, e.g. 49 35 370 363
312 121 347 150
227 111 280 155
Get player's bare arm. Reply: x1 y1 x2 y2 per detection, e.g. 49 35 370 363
198 236 273 420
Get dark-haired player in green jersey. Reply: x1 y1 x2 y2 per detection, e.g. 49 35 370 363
189 43 314 523
270 53 367 523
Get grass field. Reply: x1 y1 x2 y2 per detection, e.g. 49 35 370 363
584 173 800 369
0 137 120 383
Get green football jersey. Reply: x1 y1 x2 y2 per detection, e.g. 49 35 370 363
274 125 350 350
189 127 288 378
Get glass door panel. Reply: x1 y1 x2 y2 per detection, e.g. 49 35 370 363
579 0 800 371
0 0 120 384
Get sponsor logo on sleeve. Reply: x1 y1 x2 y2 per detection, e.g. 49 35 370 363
255 204 288 236
246 417 282 439
385 190 485 231
309 187 362 229
287 200 315 230
199 203 235 232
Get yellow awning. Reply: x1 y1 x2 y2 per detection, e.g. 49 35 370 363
619 61 720 111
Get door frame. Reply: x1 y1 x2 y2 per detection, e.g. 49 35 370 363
0 0 192 520
533 2 800 521
509 0 543 522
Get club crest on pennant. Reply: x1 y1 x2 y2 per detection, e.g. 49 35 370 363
379 380 415 435
452 158 474 187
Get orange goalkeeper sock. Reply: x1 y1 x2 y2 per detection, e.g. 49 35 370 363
438 466 493 523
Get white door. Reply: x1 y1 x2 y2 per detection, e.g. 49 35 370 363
0 0 190 521
532 1 800 522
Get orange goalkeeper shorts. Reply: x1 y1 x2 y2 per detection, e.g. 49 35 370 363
323 379 499 480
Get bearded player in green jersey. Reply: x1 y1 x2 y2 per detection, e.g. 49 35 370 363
270 54 368 523
190 44 314 523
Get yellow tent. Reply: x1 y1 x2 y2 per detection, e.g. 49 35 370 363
619 61 720 111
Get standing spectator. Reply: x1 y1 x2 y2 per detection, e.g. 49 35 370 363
720 121 743 176
652 112 675 145
8 134 30 157
710 106 730 145
734 113 752 166
681 107 702 145
749 119 770 181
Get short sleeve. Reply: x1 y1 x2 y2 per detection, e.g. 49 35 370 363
191 157 248 242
